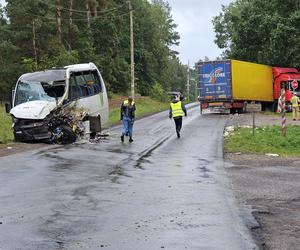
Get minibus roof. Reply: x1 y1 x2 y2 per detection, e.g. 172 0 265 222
20 69 67 82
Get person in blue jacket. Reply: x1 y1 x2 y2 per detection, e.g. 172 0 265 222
120 96 136 142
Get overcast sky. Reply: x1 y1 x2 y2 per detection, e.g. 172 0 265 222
167 0 233 65
0 0 233 65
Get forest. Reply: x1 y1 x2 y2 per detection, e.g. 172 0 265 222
3 0 300 103
213 0 300 69
0 0 188 102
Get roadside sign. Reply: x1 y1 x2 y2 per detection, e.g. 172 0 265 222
246 102 261 112
291 80 298 89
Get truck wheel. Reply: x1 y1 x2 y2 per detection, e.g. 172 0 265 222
272 102 278 112
243 103 247 113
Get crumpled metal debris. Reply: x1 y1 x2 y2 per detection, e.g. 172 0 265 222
48 104 88 144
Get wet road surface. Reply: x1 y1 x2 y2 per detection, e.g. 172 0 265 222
0 105 258 249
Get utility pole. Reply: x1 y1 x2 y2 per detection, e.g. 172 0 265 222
129 1 135 99
187 60 190 101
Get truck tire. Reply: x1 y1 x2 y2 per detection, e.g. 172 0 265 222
199 102 202 115
237 108 243 114
272 102 278 112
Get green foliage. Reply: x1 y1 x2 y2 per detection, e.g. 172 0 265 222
150 82 167 102
225 125 300 156
0 105 14 144
213 0 300 67
0 0 187 102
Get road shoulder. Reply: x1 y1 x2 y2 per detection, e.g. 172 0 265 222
225 113 300 249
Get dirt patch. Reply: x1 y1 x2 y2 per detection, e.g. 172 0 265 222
109 96 126 109
226 112 300 127
109 94 143 109
0 142 48 158
225 113 300 249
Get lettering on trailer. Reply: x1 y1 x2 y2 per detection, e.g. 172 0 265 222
203 67 225 84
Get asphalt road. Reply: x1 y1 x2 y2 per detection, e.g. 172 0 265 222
0 105 258 250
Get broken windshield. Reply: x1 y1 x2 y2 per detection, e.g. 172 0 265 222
15 80 66 106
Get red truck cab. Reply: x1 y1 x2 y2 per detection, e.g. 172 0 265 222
273 67 300 103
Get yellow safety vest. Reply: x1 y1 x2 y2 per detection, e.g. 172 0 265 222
123 100 135 106
291 96 299 107
171 101 184 118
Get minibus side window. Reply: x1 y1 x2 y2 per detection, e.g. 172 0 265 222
74 72 89 96
82 71 96 95
91 70 102 93
69 73 82 100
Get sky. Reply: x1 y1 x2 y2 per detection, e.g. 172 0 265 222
0 0 233 65
167 0 233 65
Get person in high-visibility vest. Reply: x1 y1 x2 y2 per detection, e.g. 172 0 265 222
291 92 300 121
120 96 136 142
169 95 187 138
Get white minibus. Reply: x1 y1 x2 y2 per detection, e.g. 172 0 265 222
7 62 109 142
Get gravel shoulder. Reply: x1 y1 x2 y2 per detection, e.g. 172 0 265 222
225 113 300 250
0 142 49 158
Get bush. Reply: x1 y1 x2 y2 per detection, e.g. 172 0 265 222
150 82 167 102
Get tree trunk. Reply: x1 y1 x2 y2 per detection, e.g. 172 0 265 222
69 0 73 48
94 5 98 17
32 18 38 70
86 1 91 28
56 0 62 42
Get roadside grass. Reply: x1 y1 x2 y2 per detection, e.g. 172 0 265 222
0 105 14 144
109 96 169 126
224 125 300 157
262 110 293 117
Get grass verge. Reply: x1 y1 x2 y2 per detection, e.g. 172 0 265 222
0 105 14 144
109 96 169 126
224 125 300 157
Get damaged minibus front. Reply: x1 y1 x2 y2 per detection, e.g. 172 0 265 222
8 63 109 143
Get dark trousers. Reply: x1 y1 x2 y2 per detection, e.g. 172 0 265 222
173 117 182 132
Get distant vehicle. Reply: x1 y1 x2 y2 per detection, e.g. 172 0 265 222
6 62 109 142
198 60 300 113
167 91 184 101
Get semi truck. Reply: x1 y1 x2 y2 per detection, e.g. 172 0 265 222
198 60 300 113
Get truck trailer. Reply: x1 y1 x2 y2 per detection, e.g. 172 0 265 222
198 60 300 113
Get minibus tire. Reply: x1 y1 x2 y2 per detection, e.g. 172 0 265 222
58 125 76 144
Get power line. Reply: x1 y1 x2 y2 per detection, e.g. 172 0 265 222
29 9 133 21
37 0 127 15
8 2 142 22
6 1 131 21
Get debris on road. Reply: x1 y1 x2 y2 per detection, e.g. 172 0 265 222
265 153 279 157
47 104 108 145
48 104 88 144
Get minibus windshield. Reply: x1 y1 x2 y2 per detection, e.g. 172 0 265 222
15 80 66 106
